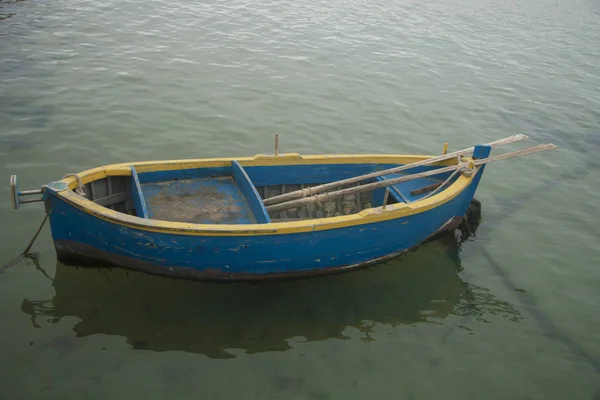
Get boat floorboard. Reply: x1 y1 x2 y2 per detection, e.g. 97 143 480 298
141 178 257 224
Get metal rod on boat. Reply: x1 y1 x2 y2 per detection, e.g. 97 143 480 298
263 134 529 206
19 189 43 195
266 143 557 213
9 175 45 210
274 133 279 156
19 198 44 204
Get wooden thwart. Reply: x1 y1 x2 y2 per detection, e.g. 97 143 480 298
266 143 557 213
263 134 528 207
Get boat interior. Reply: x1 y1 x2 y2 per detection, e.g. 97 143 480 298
75 157 458 224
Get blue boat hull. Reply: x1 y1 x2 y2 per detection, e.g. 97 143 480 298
38 147 494 281
46 179 479 281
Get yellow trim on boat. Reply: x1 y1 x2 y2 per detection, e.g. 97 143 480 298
54 153 474 236
61 154 459 186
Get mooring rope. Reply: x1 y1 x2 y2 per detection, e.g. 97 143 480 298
0 213 49 273
62 173 86 196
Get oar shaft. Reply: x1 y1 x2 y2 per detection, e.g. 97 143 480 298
266 143 556 214
473 143 556 165
263 134 528 206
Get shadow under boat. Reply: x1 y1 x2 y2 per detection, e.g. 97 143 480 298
21 222 522 359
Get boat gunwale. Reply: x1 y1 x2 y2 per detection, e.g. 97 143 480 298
50 153 476 236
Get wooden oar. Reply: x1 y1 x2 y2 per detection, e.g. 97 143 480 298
266 143 556 213
263 134 528 206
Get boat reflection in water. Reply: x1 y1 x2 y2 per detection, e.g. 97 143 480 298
21 224 522 359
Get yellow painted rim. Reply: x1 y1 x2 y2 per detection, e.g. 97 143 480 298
54 153 475 236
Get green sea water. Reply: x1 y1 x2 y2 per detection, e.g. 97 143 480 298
1 0 599 398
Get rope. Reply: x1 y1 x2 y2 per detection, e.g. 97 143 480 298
460 162 477 177
314 192 335 210
315 195 323 210
62 173 86 196
420 168 462 201
458 154 477 177
1 213 49 273
419 161 478 201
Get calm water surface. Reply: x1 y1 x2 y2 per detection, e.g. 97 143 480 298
1 0 600 398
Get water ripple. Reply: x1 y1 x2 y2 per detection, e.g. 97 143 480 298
1 0 600 396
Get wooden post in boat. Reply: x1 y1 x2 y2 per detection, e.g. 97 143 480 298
263 134 529 207
442 143 449 155
265 143 557 213
274 133 279 156
382 188 390 210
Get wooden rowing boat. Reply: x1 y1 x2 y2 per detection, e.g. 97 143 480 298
8 136 556 280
